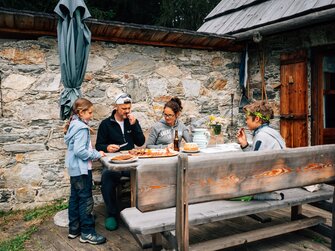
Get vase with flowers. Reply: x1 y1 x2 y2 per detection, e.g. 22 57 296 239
208 115 224 146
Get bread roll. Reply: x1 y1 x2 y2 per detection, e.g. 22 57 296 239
184 143 199 151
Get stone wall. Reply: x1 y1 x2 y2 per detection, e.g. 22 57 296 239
0 37 246 210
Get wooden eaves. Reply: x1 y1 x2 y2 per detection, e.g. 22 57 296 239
0 8 243 52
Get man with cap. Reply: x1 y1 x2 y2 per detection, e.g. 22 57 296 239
96 93 145 231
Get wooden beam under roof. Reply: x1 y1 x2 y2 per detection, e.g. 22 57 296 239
0 8 243 52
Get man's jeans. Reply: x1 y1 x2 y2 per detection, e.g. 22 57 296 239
68 170 95 234
101 169 130 217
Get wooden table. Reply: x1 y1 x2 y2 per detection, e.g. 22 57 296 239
100 153 139 206
99 143 242 207
99 144 242 248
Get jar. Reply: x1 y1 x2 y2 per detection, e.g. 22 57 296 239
192 128 210 149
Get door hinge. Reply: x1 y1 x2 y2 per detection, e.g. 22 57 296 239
280 113 307 120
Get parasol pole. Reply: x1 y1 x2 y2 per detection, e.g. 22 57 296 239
230 93 234 141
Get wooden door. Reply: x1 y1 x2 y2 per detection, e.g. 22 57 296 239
311 48 335 145
280 50 308 148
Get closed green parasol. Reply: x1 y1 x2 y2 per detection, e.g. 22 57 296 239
54 0 91 120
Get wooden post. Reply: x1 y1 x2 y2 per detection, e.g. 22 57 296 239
331 187 335 250
176 154 189 251
291 205 302 220
152 233 163 251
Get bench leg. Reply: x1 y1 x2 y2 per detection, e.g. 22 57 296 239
248 213 272 223
331 187 335 250
291 205 303 220
152 233 163 251
162 231 178 250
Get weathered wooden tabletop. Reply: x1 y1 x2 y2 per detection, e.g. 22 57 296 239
99 143 242 171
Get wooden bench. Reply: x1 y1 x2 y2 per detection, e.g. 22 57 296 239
121 145 335 250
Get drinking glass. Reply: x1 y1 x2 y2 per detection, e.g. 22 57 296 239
211 124 222 146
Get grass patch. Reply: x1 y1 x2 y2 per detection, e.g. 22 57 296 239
0 198 68 251
0 211 22 229
0 210 19 218
0 226 37 251
24 198 68 221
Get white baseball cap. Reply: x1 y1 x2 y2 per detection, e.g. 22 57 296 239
115 93 132 104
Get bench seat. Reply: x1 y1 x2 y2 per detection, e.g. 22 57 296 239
121 185 333 235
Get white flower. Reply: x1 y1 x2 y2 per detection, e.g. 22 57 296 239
208 115 224 126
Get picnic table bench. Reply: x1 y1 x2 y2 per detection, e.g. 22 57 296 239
121 144 335 250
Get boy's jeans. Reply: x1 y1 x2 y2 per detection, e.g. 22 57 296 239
68 170 95 234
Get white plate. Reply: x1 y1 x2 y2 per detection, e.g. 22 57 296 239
110 156 138 164
181 149 200 153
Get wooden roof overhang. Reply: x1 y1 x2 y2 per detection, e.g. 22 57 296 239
0 8 243 52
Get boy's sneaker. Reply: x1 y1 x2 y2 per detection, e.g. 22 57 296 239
68 232 80 239
80 232 106 245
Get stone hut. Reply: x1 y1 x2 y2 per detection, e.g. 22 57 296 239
0 9 243 210
3 1 333 210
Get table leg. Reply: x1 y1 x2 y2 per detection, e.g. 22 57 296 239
130 170 136 207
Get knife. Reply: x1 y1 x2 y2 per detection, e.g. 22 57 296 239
119 142 128 148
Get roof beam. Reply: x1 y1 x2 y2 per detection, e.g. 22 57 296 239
0 8 243 52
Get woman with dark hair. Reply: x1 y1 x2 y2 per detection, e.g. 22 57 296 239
146 97 191 149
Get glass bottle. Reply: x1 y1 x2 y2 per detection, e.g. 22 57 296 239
173 129 179 151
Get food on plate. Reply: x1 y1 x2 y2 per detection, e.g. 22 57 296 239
111 154 134 161
183 143 199 151
128 148 178 158
128 149 147 156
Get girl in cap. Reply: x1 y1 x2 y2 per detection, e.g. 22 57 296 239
234 100 286 201
237 101 285 151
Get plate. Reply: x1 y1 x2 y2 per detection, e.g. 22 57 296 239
110 155 138 163
137 152 179 158
182 149 200 153
128 149 179 158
